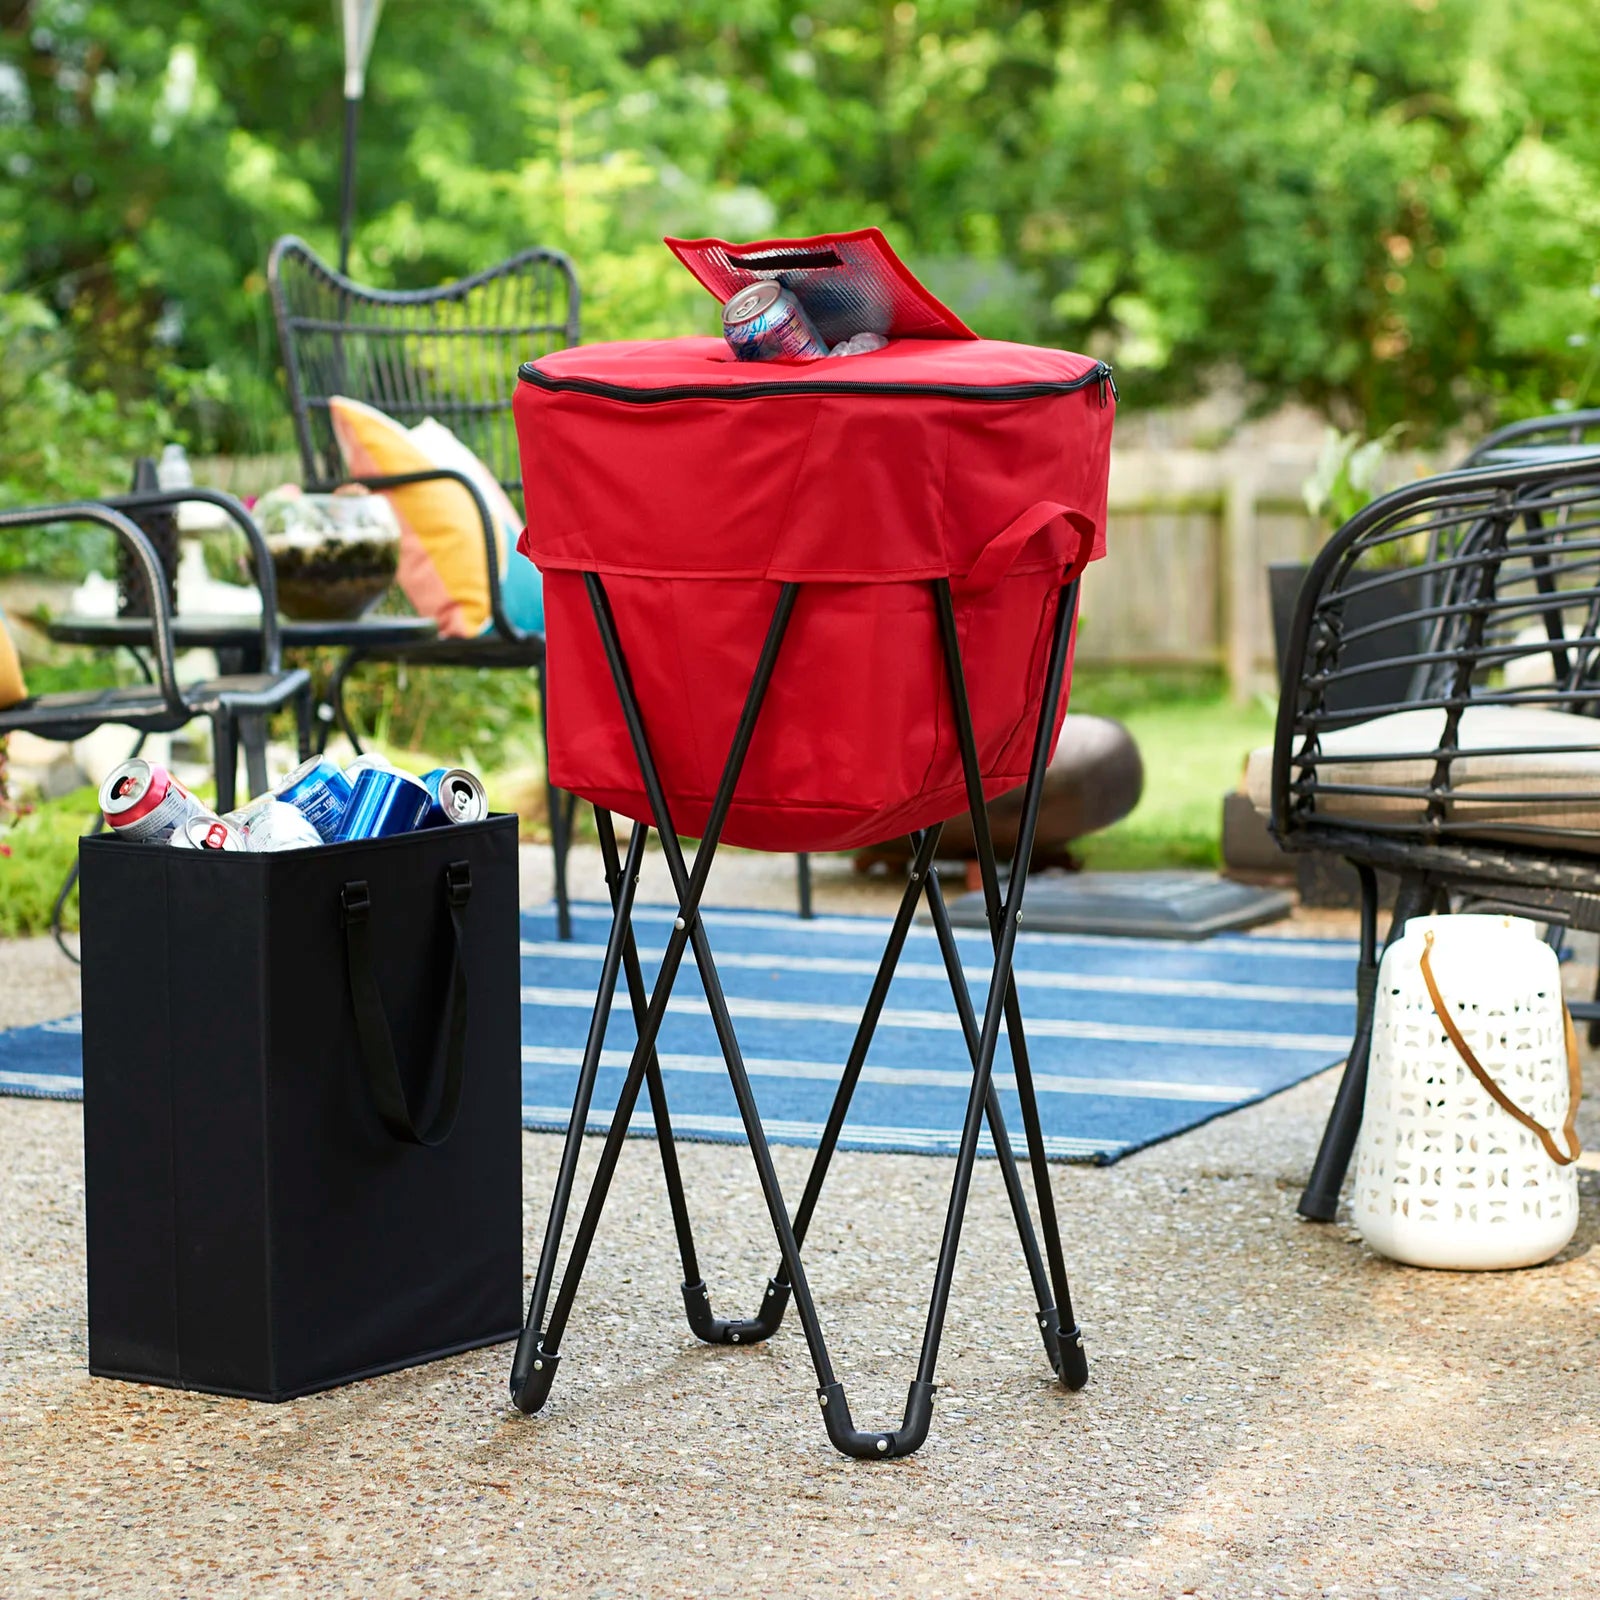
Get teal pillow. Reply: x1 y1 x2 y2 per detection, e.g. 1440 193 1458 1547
498 549 545 635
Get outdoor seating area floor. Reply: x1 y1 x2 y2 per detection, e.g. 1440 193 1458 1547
3 845 1599 1597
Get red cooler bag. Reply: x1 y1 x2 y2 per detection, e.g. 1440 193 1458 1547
515 335 1115 853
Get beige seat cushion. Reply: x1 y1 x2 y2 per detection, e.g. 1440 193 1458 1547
1245 705 1600 847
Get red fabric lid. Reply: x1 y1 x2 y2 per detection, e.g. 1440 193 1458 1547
527 335 1097 391
517 337 1114 584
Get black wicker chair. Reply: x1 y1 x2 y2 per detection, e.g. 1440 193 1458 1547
1261 448 1600 1220
267 234 581 936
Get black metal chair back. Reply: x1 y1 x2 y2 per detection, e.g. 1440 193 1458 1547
267 236 580 496
1463 407 1600 467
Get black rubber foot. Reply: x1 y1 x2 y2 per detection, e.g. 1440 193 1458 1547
817 1380 936 1460
1036 1305 1063 1372
508 1329 560 1413
1057 1325 1089 1391
681 1279 788 1345
1296 1188 1340 1223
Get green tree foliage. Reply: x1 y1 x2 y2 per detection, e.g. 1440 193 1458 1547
0 289 172 575
1 0 1597 470
1033 0 1600 426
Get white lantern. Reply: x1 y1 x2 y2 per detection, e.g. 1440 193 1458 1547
1353 913 1582 1270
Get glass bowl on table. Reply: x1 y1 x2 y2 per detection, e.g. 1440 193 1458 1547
254 487 401 621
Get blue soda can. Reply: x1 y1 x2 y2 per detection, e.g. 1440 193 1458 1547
336 766 432 841
272 756 353 842
421 767 488 827
722 280 828 362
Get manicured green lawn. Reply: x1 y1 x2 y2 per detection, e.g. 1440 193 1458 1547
1067 669 1277 871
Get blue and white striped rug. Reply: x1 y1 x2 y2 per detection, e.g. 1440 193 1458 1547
0 901 1355 1165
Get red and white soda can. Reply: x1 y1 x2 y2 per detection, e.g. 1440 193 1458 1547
98 759 207 844
169 813 249 852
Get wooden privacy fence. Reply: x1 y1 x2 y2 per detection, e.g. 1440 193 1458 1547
1085 446 1435 700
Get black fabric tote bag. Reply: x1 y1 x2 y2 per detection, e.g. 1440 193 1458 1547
78 815 522 1401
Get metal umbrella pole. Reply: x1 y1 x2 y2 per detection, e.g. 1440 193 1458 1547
337 0 386 274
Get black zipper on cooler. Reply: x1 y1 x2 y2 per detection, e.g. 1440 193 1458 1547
519 359 1118 408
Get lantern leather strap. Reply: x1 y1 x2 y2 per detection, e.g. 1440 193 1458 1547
1418 930 1582 1168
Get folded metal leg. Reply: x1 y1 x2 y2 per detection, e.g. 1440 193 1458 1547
931 577 1086 1387
733 824 950 1347
512 577 803 1410
809 576 1088 1456
861 578 1085 1438
591 807 768 1346
921 864 1081 1384
513 571 1087 1460
741 824 1069 1364
545 576 910 1451
510 820 651 1410
711 577 1082 1455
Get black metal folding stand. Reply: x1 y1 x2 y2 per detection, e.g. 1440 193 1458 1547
509 573 1088 1459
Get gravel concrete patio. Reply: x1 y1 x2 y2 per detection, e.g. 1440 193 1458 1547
3 845 1597 1598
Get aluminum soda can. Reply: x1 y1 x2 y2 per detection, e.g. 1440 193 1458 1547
272 755 353 842
233 798 323 853
336 766 432 841
421 767 488 827
722 280 828 362
168 813 248 852
99 759 207 843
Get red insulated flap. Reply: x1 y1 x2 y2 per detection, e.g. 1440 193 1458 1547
665 227 977 345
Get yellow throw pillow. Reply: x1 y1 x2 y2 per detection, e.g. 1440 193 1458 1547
0 606 26 710
328 396 528 639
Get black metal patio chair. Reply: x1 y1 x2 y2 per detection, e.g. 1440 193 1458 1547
1257 448 1600 1220
268 235 580 935
2 491 312 949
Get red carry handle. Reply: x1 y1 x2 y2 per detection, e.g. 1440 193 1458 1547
953 501 1097 596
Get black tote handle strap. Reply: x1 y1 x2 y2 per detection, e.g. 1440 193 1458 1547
340 861 473 1148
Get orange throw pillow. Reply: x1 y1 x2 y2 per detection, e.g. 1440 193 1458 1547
0 607 26 710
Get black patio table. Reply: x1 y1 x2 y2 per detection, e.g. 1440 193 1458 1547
46 612 437 795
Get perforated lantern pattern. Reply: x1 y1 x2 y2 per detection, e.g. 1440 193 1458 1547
1353 914 1579 1270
